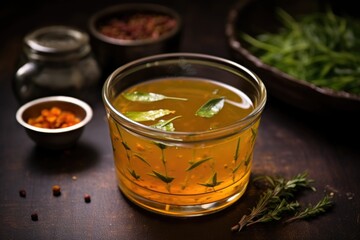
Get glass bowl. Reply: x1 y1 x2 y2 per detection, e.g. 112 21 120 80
102 53 267 217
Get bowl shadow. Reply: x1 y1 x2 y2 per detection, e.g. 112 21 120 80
25 141 100 174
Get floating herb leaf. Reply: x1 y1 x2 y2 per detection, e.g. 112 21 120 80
232 162 242 174
133 154 151 167
150 170 174 184
250 128 257 145
128 169 140 180
150 116 182 131
244 155 251 167
154 142 167 150
121 141 131 151
195 97 225 118
186 157 212 171
199 172 223 188
234 137 241 162
123 91 187 102
124 109 175 122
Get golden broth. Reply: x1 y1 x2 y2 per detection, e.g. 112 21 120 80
108 77 260 215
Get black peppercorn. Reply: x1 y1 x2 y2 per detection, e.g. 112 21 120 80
84 194 91 203
31 213 38 221
19 189 26 198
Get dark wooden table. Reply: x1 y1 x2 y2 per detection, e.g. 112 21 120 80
1 0 360 239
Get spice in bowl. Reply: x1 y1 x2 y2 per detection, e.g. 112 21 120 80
98 13 177 41
88 3 182 75
16 96 93 150
27 107 81 129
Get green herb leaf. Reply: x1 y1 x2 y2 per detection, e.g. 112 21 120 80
186 157 212 171
199 172 223 188
124 109 175 122
150 170 174 184
244 155 251 167
121 141 131 151
150 116 182 131
232 162 242 174
154 142 167 150
231 172 331 232
241 8 360 95
234 137 241 162
250 128 257 145
285 195 333 223
195 97 225 118
133 154 151 167
123 91 187 102
128 169 140 180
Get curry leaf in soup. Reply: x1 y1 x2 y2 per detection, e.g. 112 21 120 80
123 91 187 102
150 116 182 131
196 97 225 118
124 109 175 122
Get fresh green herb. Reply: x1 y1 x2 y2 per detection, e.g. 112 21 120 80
231 172 333 232
124 109 175 122
241 8 360 95
123 91 187 102
199 172 223 188
133 154 151 167
128 169 140 180
186 157 212 171
234 137 241 162
154 142 167 150
196 97 225 118
285 195 333 223
250 128 257 146
153 142 173 192
232 162 242 174
150 116 182 131
121 141 131 151
244 155 251 167
150 170 174 184
114 122 131 160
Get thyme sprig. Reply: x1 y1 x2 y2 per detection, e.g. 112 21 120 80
285 194 333 223
231 172 333 232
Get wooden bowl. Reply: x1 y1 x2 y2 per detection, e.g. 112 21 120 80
226 0 360 115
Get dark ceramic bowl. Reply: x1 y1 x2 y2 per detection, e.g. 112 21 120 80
16 96 93 150
226 0 360 115
88 3 182 76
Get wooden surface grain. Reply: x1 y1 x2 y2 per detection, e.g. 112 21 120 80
1 0 359 239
